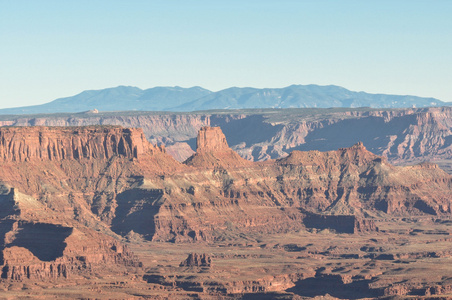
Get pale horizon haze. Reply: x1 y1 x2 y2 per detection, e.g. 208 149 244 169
1 0 451 109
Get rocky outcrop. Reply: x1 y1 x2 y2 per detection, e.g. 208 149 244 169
184 126 252 168
1 235 140 281
0 138 145 282
179 253 212 268
0 219 142 281
383 283 452 297
144 267 311 295
302 212 377 233
130 127 451 242
196 126 229 153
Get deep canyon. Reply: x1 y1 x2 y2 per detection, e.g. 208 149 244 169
0 107 451 298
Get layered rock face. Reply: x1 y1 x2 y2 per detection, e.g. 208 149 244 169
0 125 450 288
1 224 140 281
196 126 229 152
0 127 164 282
0 125 159 162
112 126 452 242
0 125 449 242
0 180 142 282
1 107 451 169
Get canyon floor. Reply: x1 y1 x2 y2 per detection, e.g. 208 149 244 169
1 217 452 299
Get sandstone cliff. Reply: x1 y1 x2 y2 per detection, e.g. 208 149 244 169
1 107 451 171
0 125 162 162
114 126 452 242
0 127 178 282
0 185 141 281
0 125 450 245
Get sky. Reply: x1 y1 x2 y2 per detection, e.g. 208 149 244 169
0 0 451 109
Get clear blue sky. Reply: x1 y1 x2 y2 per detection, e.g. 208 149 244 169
1 0 451 108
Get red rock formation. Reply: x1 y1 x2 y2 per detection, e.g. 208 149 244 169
196 126 229 153
184 126 251 168
0 126 162 162
179 253 212 268
0 127 158 282
1 107 451 167
1 124 451 298
140 127 451 241
0 181 142 281
0 124 450 247
1 227 141 281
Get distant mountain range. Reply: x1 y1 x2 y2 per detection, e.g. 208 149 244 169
1 84 450 115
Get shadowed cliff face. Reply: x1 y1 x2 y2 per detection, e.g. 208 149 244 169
0 185 142 281
7 223 72 262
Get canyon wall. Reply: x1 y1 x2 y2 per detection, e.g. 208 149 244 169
110 126 452 242
0 107 450 169
0 124 450 300
0 125 163 162
0 125 451 244
0 119 451 298
0 185 141 282
0 125 450 246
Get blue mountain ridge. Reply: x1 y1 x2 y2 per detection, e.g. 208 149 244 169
0 84 449 115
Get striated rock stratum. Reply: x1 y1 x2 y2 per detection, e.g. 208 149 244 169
0 125 450 241
0 125 451 297
1 107 451 173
